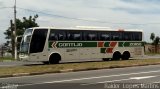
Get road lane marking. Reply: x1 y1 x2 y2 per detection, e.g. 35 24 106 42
130 76 156 80
81 78 132 85
43 70 160 84
82 76 158 86
153 81 160 83
1 70 160 88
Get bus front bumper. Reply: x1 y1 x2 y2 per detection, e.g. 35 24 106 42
19 54 29 61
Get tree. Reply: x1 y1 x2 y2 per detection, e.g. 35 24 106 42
150 33 155 42
153 36 160 53
4 15 39 57
150 32 160 53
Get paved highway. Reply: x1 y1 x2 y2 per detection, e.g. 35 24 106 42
0 65 160 89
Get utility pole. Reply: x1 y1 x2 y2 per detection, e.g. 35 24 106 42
14 0 17 60
10 20 15 58
1 45 4 58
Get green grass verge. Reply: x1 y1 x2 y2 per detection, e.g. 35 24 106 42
0 57 14 61
145 52 160 56
0 59 160 77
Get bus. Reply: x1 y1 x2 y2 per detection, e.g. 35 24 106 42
19 27 144 64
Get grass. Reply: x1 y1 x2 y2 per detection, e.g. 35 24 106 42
0 58 160 77
0 57 14 61
145 52 160 56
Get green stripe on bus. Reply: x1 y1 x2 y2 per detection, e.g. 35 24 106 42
101 48 106 53
49 41 144 48
119 42 144 47
104 42 110 47
49 42 97 48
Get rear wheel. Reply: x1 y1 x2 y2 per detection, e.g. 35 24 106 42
43 61 49 64
102 58 110 61
122 51 130 60
112 51 121 61
49 53 61 64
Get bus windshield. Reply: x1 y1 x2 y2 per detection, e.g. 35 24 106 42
20 29 33 54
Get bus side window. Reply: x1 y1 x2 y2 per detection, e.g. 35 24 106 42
58 31 66 40
49 33 58 40
67 33 71 40
73 33 81 40
112 32 119 41
136 32 142 41
123 32 131 41
100 33 110 41
133 32 142 41
67 31 81 41
58 33 64 40
88 33 97 40
112 32 123 41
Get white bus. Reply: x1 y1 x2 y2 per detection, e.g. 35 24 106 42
19 27 144 64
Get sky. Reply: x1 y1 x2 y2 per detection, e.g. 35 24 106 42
0 0 160 44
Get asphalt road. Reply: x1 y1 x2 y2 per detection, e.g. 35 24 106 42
0 65 160 89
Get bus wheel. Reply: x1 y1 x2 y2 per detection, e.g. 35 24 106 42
49 53 61 64
43 61 49 64
112 51 121 61
122 51 130 60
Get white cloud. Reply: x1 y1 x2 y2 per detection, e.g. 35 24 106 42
0 0 160 44
114 0 160 14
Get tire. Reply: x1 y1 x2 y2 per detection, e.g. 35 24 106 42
49 54 61 64
102 58 110 61
122 51 130 60
112 51 121 60
43 61 49 64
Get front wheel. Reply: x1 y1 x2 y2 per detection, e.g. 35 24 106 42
49 54 61 64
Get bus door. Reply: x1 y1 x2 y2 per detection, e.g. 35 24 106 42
29 29 48 61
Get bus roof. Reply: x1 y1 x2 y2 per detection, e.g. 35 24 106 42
30 27 143 32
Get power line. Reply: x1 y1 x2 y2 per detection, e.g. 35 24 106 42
18 7 153 25
17 7 108 23
1 6 160 25
18 7 160 25
17 7 143 25
0 7 13 10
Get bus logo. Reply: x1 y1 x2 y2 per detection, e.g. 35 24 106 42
119 42 143 47
130 43 142 46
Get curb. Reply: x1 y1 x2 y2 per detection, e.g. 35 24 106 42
60 69 74 72
0 63 160 78
13 73 30 77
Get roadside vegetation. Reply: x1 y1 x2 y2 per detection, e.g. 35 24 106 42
149 33 160 53
0 57 14 61
0 58 160 77
144 32 160 56
145 52 160 56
